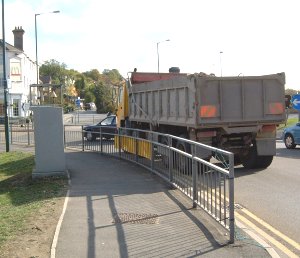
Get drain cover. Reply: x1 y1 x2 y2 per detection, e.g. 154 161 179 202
112 213 159 224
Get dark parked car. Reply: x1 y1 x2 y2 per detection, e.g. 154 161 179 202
282 122 300 149
83 115 117 141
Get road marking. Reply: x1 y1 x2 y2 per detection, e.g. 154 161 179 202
235 219 280 258
50 175 71 258
213 188 300 256
236 212 299 258
239 206 300 251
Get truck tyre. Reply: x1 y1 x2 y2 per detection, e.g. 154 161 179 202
241 147 273 169
241 146 260 169
284 133 296 149
257 155 273 168
234 155 242 166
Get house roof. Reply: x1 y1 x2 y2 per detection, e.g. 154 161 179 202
40 75 52 84
0 39 23 54
0 39 36 64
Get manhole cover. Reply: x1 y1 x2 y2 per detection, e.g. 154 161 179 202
112 213 159 224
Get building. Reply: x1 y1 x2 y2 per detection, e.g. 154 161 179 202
0 26 37 120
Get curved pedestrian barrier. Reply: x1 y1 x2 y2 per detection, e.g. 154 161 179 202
64 125 235 243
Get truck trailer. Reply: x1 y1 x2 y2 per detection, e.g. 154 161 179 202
116 71 286 169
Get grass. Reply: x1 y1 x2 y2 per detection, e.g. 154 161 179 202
0 151 68 246
278 117 298 130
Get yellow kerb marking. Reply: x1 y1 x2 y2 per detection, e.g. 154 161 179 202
236 212 299 258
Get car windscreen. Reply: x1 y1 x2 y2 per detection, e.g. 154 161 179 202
100 116 116 125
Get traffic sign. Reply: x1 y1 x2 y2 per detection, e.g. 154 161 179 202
291 94 300 110
75 99 81 107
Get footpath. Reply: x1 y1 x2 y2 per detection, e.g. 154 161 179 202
1 144 270 257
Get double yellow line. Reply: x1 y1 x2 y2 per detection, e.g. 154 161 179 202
196 183 299 257
235 205 300 257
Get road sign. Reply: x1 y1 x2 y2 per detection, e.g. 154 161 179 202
291 94 300 110
75 99 81 107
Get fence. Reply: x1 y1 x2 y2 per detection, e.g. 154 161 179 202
64 125 235 243
64 112 106 125
0 124 34 145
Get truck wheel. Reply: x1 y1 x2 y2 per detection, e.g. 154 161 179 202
257 155 273 168
241 146 259 169
234 155 242 166
284 134 296 149
241 147 273 169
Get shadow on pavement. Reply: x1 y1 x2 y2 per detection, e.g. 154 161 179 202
56 151 235 258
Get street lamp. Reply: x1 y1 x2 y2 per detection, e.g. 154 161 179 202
157 39 170 73
35 10 60 84
219 51 223 77
2 0 9 152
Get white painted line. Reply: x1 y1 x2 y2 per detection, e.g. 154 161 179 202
50 177 71 258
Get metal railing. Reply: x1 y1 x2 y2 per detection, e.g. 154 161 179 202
64 125 235 243
64 112 106 125
0 124 35 145
0 123 234 242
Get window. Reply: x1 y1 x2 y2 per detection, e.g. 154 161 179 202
13 99 19 116
100 116 116 126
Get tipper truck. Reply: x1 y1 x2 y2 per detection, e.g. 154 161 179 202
116 70 286 169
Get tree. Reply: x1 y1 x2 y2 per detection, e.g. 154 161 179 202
84 90 95 103
93 82 116 113
39 59 67 84
285 88 298 96
39 61 122 113
74 74 87 99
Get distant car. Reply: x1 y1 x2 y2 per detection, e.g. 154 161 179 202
84 102 96 110
83 115 117 141
282 122 300 149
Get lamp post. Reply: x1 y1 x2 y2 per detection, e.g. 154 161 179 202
219 51 223 77
2 0 9 152
157 39 170 73
35 10 60 84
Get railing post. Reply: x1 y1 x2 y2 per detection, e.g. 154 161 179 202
192 144 197 208
168 135 173 183
100 127 103 153
82 125 85 152
151 132 154 171
228 152 235 243
10 124 13 144
118 128 121 158
63 125 66 148
135 131 139 162
27 123 30 145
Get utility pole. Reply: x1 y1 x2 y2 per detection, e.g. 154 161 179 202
2 0 9 152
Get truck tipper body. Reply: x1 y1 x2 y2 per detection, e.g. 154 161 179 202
117 71 286 169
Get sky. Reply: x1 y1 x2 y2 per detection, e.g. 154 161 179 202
1 0 300 90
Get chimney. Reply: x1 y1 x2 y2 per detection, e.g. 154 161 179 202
12 26 25 51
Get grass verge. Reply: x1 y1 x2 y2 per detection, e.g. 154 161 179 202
0 151 68 246
278 117 298 130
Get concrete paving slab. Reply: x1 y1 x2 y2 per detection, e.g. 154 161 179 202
54 151 270 258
